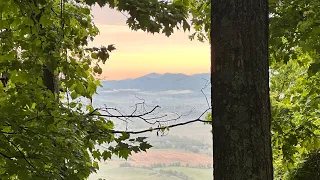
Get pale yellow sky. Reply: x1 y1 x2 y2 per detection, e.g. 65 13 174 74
90 6 210 80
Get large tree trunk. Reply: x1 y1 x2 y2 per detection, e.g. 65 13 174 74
210 0 273 179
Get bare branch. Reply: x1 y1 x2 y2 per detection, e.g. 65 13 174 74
111 118 210 135
100 106 133 123
201 78 211 109
89 105 164 125
106 108 211 135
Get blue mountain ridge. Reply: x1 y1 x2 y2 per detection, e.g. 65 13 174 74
100 73 210 92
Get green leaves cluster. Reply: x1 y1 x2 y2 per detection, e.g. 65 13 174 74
288 150 320 180
79 0 191 36
269 0 320 70
270 54 320 178
0 0 182 179
187 0 211 42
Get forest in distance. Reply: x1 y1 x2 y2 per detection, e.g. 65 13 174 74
0 0 320 180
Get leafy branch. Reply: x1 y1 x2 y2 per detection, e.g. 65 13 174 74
0 132 38 174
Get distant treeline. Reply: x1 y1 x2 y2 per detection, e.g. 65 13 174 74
148 135 211 154
159 169 195 180
119 162 212 169
118 163 201 180
120 162 212 180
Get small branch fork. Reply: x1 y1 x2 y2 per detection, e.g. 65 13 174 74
111 109 211 135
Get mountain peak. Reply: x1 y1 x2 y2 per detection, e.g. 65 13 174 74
143 73 162 78
163 72 186 76
101 72 210 92
142 72 188 79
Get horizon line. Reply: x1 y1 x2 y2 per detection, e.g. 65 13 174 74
97 72 210 81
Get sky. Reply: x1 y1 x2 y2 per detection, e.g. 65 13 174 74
90 6 210 80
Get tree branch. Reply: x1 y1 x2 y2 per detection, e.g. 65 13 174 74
110 118 210 135
0 132 37 171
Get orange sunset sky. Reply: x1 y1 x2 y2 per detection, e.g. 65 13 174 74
90 6 210 80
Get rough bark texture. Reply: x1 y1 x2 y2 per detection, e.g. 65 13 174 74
210 0 273 179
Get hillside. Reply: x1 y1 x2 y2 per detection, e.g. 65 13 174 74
100 73 210 92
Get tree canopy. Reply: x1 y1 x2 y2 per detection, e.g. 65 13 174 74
0 0 190 179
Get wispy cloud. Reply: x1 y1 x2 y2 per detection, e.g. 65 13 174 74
101 89 140 93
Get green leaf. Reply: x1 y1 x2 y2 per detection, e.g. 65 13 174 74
91 53 98 59
70 102 77 108
93 161 99 169
107 44 116 52
136 137 147 142
118 149 131 160
92 150 101 160
119 132 130 141
182 20 190 31
70 92 78 99
39 14 50 27
93 66 102 74
139 141 152 152
75 83 86 95
102 151 112 160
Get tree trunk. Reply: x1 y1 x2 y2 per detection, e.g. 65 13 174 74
210 0 273 179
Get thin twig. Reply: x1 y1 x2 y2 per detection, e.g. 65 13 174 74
110 119 210 134
201 78 211 109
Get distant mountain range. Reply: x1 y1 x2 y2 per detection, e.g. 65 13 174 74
100 73 210 92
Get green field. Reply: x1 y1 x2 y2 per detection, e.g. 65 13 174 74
155 167 212 180
89 163 212 180
89 122 213 180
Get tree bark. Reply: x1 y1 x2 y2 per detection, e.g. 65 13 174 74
211 0 273 179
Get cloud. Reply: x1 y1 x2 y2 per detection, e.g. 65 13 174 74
136 90 193 96
101 89 140 93
159 90 193 95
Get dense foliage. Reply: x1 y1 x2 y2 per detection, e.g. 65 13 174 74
270 56 320 178
0 0 190 179
289 150 320 180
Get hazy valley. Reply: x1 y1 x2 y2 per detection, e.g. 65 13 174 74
89 73 213 180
